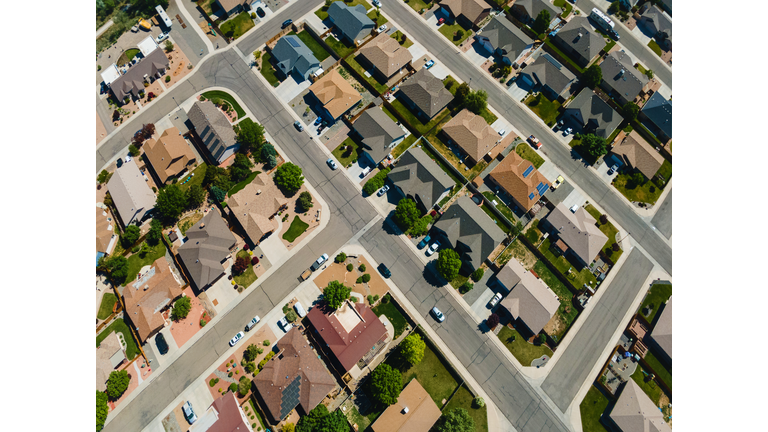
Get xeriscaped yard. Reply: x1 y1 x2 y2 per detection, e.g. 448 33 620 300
123 242 168 286
97 293 118 320
612 172 663 205
96 318 140 360
259 52 281 87
291 30 332 61
228 170 262 197
524 93 562 127
389 97 451 135
648 40 663 57
178 163 207 192
178 212 204 236
390 30 414 48
332 136 364 167
315 0 372 20
371 295 408 338
282 216 309 242
496 238 537 268
220 12 255 40
202 91 246 118
579 385 611 432
442 384 488 432
233 250 258 287
584 204 623 263
345 55 390 95
638 283 672 324
385 340 459 407
438 21 472 46
497 326 553 366
515 142 545 169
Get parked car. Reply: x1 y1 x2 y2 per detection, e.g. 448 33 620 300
294 302 307 318
278 317 289 331
610 30 620 40
528 135 542 149
245 316 261 332
314 117 323 126
155 333 169 355
551 176 564 190
229 331 245 346
563 127 572 136
570 204 579 213
377 185 390 196
437 17 445 25
125 155 132 163
488 292 503 308
378 263 392 278
256 7 265 17
182 401 197 424
424 59 435 69
556 119 564 130
373 0 381 6
378 24 388 33
116 158 123 168
418 234 432 249
311 253 329 271
360 167 372 178
498 129 506 136
431 307 445 322
156 33 168 43
608 165 618 175
281 19 293 29
294 121 304 132
426 241 440 256
327 158 338 170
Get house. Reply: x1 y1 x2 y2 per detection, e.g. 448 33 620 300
608 380 672 432
96 331 126 392
640 92 672 142
358 32 413 82
109 48 169 103
226 173 289 244
309 69 362 121
473 16 533 67
327 1 375 44
398 68 454 121
619 0 639 11
441 109 499 164
100 63 121 86
307 300 388 374
497 258 560 336
187 100 239 164
215 0 255 17
353 107 406 165
177 209 237 291
542 203 608 267
122 257 183 342
107 160 156 227
487 150 550 213
552 16 604 68
564 89 623 139
191 392 252 432
518 53 577 102
371 379 442 432
96 207 118 264
143 127 196 184
510 0 559 25
638 4 672 49
271 35 322 81
253 328 336 424
649 296 672 365
610 130 664 179
431 196 506 270
599 51 650 106
388 147 454 212
439 0 492 29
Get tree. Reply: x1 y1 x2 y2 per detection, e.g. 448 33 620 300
298 191 313 211
436 408 475 432
362 167 391 195
473 397 485 408
464 89 488 115
582 64 603 89
107 370 130 400
209 185 227 203
202 164 217 187
393 198 420 230
275 162 304 194
608 1 620 14
244 344 261 362
627 171 646 189
156 184 187 221
437 249 462 280
487 313 499 328
97 169 112 184
454 29 464 40
347 263 354 272
132 130 146 147
400 333 426 365
233 255 249 275
102 255 128 284
171 296 192 321
410 215 432 237
324 281 351 309
335 252 347 263
164 40 173 52
237 376 252 396
621 102 639 121
532 9 551 34
128 144 140 157
229 153 253 183
229 383 238 393
141 123 156 139
260 142 277 161
285 309 298 323
146 218 163 245
369 363 402 405
599 214 608 225
580 133 608 160
459 281 473 294
296 404 348 432
265 154 278 169
186 184 206 208
97 390 109 431
471 268 484 281
121 225 141 248
362 273 371 283
237 120 266 153
644 69 654 79
539 334 548 344
455 83 470 105
611 242 620 252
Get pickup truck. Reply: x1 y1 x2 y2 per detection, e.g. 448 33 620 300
300 269 312 281
310 253 329 271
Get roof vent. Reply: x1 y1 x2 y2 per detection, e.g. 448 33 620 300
402 407 409 414
200 223 205 228
576 32 583 41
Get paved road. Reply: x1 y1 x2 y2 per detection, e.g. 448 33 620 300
651 189 672 239
166 0 211 65
541 248 654 410
382 1 672 276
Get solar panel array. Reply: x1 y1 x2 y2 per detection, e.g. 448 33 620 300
280 375 302 419
528 192 535 200
536 182 549 197
522 165 534 178
287 37 301 48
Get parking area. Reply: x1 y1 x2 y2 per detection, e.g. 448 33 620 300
465 41 491 67
347 158 377 184
276 76 313 104
536 160 560 183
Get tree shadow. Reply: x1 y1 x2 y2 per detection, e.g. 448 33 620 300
422 260 446 288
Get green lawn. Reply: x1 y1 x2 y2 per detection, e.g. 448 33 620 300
291 30 332 61
448 272 469 292
391 134 418 159
438 22 472 46
553 0 573 18
654 159 672 189
123 242 168 286
648 40 663 57
282 216 309 242
96 318 140 360
524 93 562 127
347 405 373 431
420 144 465 188
389 97 451 135
515 142 545 169
477 106 497 124
532 260 579 341
403 0 432 13
497 326 553 366
638 283 672 324
442 384 488 432
178 164 207 192
612 172 663 205
332 136 364 167
371 295 408 338
536 236 598 289
385 341 459 407
117 48 141 66
631 364 671 421
233 250 258 287
315 0 372 20
479 200 511 234
260 52 281 87
368 10 388 26
97 293 118 320
481 192 517 224
324 34 357 59
202 90 246 118
584 204 622 263
228 170 262 197
390 30 414 48
579 385 610 432
345 55 390 95
220 12 255 40
643 349 672 391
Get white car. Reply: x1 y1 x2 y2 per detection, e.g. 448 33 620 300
426 242 440 256
182 401 197 424
488 292 503 307
156 33 169 43
431 307 445 322
563 127 572 136
378 24 388 33
278 317 290 332
377 185 390 196
245 316 260 332
327 158 338 170
229 331 245 346
373 0 381 6
311 253 329 271
570 204 579 213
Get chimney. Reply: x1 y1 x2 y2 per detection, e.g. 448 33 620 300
200 223 205 228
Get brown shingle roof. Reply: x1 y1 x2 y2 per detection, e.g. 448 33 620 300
309 69 362 119
107 160 157 226
96 207 117 254
611 131 665 179
143 127 196 184
398 68 454 119
488 150 550 212
371 379 442 432
545 203 608 265
650 296 672 360
123 257 183 342
226 173 289 243
609 380 671 432
96 332 125 392
440 0 491 24
177 209 236 290
110 48 169 101
207 392 251 432
359 32 413 79
441 109 500 162
497 259 560 335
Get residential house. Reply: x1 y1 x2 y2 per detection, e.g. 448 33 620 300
439 0 492 29
649 296 672 366
271 35 322 81
143 127 196 184
638 4 672 49
497 258 560 336
370 379 442 432
215 0 255 17
100 63 121 86
327 1 375 44
510 0 559 25
253 328 336 424
518 53 577 101
107 160 156 227
187 100 239 164
123 257 183 342
306 300 389 374
96 207 118 265
487 150 550 213
542 203 608 267
473 16 533 67
309 69 362 121
640 92 672 143
431 196 506 271
353 107 406 165
397 68 454 121
619 0 639 11
177 209 237 291
441 108 501 165
191 392 252 432
109 48 169 103
564 89 623 139
388 147 454 212
96 331 126 392
552 16 604 68
358 32 413 82
599 51 650 106
610 130 664 179
608 380 672 432
225 173 289 245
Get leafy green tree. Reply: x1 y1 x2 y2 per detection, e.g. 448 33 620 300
237 376 252 396
209 185 227 203
410 215 432 237
128 144 140 157
244 344 261 362
627 171 646 189
296 404 348 432
362 167 391 195
582 64 603 89
644 69 654 79
455 29 464 40
471 268 484 282
400 333 426 365
171 296 192 320
436 408 475 432
580 133 608 160
285 309 298 323
324 281 351 310
437 249 462 280
275 162 304 194
533 9 551 34
473 397 485 408
393 198 420 230
369 363 402 405
107 370 130 400
237 120 265 153
121 225 140 248
459 281 474 294
260 142 276 162
265 154 278 169
156 184 187 221
186 184 206 208
97 390 109 431
362 273 371 283
229 153 253 183
455 83 470 105
101 255 128 284
283 423 295 432
464 89 488 115
298 191 313 211
146 218 163 245
164 40 174 52
202 164 216 187
621 101 639 121
97 169 112 184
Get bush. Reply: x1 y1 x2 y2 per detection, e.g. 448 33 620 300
410 215 432 237
487 313 499 328
437 249 462 280
471 268 484 281
350 296 358 303
121 224 140 248
97 169 112 184
285 310 298 323
347 263 354 272
200 319 207 327
128 144 140 156
106 370 131 400
473 396 485 408
599 214 608 225
233 255 249 275
611 242 620 252
298 191 313 211
263 339 271 346
356 276 363 284
171 296 192 320
362 167 391 195
251 256 259 265
238 376 252 396
358 264 366 272
245 361 256 373
381 294 390 304
97 391 108 430
362 274 371 283
539 334 547 345
324 280 352 309
229 383 237 393
165 75 171 82
459 282 474 294
228 371 233 377
258 351 275 370
335 252 347 263
250 12 256 18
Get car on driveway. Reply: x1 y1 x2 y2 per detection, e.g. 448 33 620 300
488 292 503 308
431 307 445 322
528 135 542 149
155 332 169 355
377 185 390 196
378 263 391 278
426 241 440 256
608 165 618 175
424 59 435 69
378 24 388 33
563 127 572 136
418 234 431 249
256 7 265 17
229 331 245 346
551 176 564 190
278 317 289 331
156 33 168 43
327 158 338 170
294 121 304 132
438 17 445 25
314 117 323 126
311 253 329 271
182 401 197 424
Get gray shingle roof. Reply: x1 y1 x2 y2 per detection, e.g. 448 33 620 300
432 196 506 268
650 296 672 360
609 380 671 432
565 89 622 139
640 5 672 42
553 16 604 67
353 108 406 163
388 147 454 210
271 35 321 79
187 101 238 163
641 92 672 139
474 17 532 64
398 68 454 119
327 1 375 43
177 209 236 290
600 51 648 102
107 161 156 226
497 259 560 335
545 203 608 265
512 0 559 22
520 53 576 98
110 48 169 101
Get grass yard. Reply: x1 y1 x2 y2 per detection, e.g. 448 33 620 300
228 170 262 197
612 172 663 205
117 48 141 66
123 242 168 286
282 216 309 242
579 385 611 432
515 142 545 169
536 236 597 289
438 22 472 46
524 93 562 127
178 212 204 236
532 260 579 341
389 97 451 135
403 0 432 13
96 318 140 360
201 90 246 118
324 34 357 59
178 164 207 192
423 130 487 182
497 326 553 366
291 30 332 61
478 106 498 124
648 40 663 57
371 295 408 338
233 250 258 287
479 201 511 234
386 341 459 407
197 0 217 16
332 136 364 167
481 192 518 223
442 384 488 432
390 30 414 48
347 405 373 431
391 134 418 159
442 77 496 124
636 63 648 75
346 55 390 95
97 293 118 320
553 0 573 18
584 205 622 263
259 52 281 87
315 0 372 20
643 349 672 391
654 159 672 189
448 272 469 292
631 365 671 421
367 10 388 27
220 12 255 40
638 283 672 324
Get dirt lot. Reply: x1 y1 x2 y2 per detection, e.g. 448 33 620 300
313 255 389 300
279 185 322 249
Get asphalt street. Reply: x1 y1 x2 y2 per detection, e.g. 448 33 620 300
651 189 672 239
382 0 672 276
166 0 211 65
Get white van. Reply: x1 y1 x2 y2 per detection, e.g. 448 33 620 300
294 302 306 318
245 316 260 331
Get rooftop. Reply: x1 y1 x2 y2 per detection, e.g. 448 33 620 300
371 379 442 432
388 147 455 210
545 203 608 265
442 108 500 162
497 259 560 335
177 209 236 290
488 150 550 212
611 130 664 179
353 108 405 163
398 68 454 119
187 100 237 163
143 127 196 184
226 173 289 243
359 32 414 79
107 160 156 226
600 51 649 102
122 257 183 342
609 380 671 432
309 69 362 119
432 196 506 267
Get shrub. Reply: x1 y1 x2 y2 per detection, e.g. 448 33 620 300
258 351 275 370
381 294 390 304
356 276 363 284
263 339 270 346
335 252 347 263
165 75 171 82
251 256 259 265
358 264 366 272
97 169 112 184
611 242 620 252
121 224 140 248
298 191 313 211
347 263 354 272
367 295 374 304
285 310 298 323
473 396 485 408
487 313 499 328
362 274 371 283
233 256 249 275
200 319 207 327
599 214 608 225
350 296 358 302
98 64 102 71
229 383 237 393
245 362 256 373
171 296 192 320
228 372 233 377
362 167 391 195
539 334 547 345
410 215 432 237
471 268 484 281
209 378 217 387
128 144 140 156
459 282 474 294
250 12 256 18
238 376 252 396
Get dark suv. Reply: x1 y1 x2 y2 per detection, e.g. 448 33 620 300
378 263 391 278
155 332 169 355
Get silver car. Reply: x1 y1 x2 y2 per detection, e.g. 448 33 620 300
431 307 445 322
327 158 338 170
182 401 197 424
426 241 440 256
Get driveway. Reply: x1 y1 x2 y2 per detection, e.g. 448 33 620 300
348 158 377 184
275 77 312 103
465 41 491 67
206 275 240 314
561 189 588 210
536 160 561 183
507 81 529 102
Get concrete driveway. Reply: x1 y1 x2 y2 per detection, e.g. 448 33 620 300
347 158 377 184
206 274 240 314
465 41 491 67
275 77 312 103
537 160 561 183
561 189 588 210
